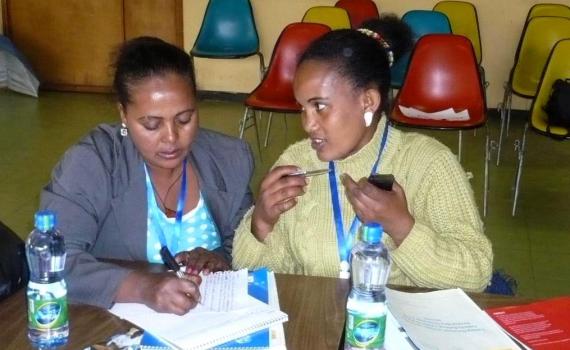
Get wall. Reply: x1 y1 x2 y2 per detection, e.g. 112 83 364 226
183 0 561 109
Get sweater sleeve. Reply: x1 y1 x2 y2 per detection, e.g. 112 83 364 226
232 150 302 273
386 147 492 292
40 143 132 308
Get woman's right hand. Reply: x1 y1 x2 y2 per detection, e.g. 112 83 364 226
117 271 201 315
251 165 308 241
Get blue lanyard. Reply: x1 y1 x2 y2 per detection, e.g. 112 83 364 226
328 125 390 272
144 158 188 254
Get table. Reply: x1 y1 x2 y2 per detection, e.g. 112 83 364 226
0 271 532 350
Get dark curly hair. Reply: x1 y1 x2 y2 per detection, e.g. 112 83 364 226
299 14 412 115
112 37 196 107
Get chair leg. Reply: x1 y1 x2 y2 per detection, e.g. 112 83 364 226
252 110 262 158
264 112 274 148
257 52 266 79
512 123 529 216
497 82 512 166
505 87 513 137
239 107 250 139
457 130 463 163
240 108 262 159
483 126 490 217
283 113 288 131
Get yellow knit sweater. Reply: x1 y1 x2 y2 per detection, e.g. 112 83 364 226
233 118 493 292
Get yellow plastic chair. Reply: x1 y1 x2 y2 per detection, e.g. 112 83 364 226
433 1 482 64
302 6 351 30
496 16 570 165
512 39 570 215
527 3 570 20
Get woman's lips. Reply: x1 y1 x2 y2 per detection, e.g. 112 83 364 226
310 137 325 151
158 149 181 159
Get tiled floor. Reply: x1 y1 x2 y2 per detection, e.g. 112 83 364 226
1 89 569 299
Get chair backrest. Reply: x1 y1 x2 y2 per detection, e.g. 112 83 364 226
191 0 260 57
391 34 486 129
246 23 331 111
335 0 380 29
391 10 452 88
302 6 351 30
511 16 570 97
433 1 482 64
530 39 570 137
527 3 570 21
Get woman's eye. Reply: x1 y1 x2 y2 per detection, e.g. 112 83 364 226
315 103 326 111
176 115 191 125
142 119 160 130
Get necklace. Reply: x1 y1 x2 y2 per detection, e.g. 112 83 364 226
151 166 185 217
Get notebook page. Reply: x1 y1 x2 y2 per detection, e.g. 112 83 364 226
199 269 248 311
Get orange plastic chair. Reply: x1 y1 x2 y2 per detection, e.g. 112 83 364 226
302 6 351 30
335 0 380 29
238 23 331 149
512 39 570 215
496 16 570 165
391 34 489 215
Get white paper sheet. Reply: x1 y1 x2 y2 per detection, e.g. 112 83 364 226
398 106 470 121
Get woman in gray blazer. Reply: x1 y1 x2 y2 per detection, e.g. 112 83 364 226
40 37 254 315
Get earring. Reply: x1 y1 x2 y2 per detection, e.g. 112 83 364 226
363 111 374 127
120 123 128 136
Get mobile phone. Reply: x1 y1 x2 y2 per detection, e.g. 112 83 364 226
368 174 394 191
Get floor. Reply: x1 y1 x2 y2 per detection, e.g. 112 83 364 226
1 89 569 299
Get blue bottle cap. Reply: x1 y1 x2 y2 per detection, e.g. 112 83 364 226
34 210 56 232
362 222 383 244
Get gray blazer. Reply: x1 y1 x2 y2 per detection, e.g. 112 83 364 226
40 124 254 308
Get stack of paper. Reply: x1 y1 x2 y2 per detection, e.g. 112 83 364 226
110 269 288 350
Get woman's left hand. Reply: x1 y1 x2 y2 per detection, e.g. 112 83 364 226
175 248 230 275
341 174 415 246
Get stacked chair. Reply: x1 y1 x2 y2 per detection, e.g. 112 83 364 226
190 0 265 80
301 6 351 30
511 39 570 215
390 34 489 216
335 0 380 29
239 23 331 149
496 5 570 165
391 10 452 89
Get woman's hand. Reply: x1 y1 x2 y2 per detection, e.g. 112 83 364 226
117 271 202 315
341 174 414 246
175 248 230 275
251 165 308 241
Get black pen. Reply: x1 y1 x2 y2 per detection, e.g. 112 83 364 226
160 246 184 278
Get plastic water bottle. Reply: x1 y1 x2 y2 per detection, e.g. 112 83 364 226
344 222 391 350
26 210 69 348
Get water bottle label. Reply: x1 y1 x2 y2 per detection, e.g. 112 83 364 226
28 295 68 330
345 310 387 348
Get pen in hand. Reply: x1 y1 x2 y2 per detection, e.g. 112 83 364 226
286 168 330 177
160 246 202 304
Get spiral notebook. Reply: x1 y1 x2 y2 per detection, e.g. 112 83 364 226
110 270 288 350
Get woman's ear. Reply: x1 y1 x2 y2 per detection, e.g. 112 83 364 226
117 103 127 125
362 88 382 115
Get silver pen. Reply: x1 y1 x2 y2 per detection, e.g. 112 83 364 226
286 168 330 177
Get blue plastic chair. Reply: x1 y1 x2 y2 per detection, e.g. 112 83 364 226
190 0 265 77
391 10 452 88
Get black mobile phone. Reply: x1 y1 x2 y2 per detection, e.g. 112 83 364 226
368 174 395 191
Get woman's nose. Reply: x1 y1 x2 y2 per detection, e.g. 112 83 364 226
301 110 317 133
163 122 178 143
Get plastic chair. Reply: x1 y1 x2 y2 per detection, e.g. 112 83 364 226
391 10 452 89
433 1 482 65
527 3 570 20
190 0 265 78
335 0 380 29
390 34 489 216
511 39 570 215
496 16 570 165
302 6 351 30
238 23 331 149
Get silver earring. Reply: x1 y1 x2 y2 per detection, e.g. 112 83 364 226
364 111 374 127
120 123 128 136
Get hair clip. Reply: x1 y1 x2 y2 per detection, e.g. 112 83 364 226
357 28 394 67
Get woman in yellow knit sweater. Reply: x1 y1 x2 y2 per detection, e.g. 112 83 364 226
233 15 493 291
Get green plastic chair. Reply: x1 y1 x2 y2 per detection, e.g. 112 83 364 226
512 39 570 215
190 0 264 77
527 3 570 20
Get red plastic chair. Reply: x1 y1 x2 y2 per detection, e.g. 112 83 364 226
239 22 330 149
335 0 380 29
390 34 489 215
